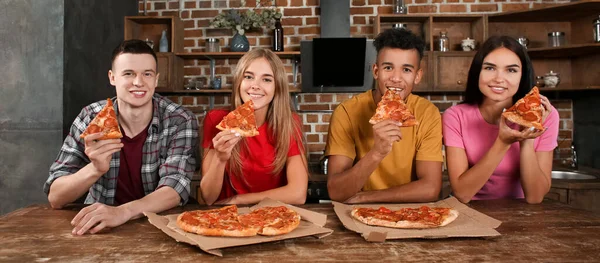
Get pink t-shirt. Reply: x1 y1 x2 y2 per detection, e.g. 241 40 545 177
442 103 559 200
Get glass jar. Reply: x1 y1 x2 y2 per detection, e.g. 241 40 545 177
205 38 220 52
393 0 407 14
548 32 565 47
437 31 449 52
535 76 546 88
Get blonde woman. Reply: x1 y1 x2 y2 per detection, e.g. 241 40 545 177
199 48 308 205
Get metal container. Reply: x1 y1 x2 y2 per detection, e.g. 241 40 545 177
548 32 565 47
205 38 220 52
594 15 600 43
517 36 529 49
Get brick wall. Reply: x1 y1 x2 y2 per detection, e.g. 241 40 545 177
142 0 574 165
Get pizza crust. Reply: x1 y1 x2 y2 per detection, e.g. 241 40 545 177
216 125 260 137
503 111 545 131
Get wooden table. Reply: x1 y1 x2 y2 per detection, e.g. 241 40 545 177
1 200 600 262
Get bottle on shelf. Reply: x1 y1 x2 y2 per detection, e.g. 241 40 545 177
159 30 169 52
272 18 284 52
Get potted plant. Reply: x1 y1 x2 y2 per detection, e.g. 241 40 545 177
210 0 282 52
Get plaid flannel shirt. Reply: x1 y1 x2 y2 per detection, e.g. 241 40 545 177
44 94 198 205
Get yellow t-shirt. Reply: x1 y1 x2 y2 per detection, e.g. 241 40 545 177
325 90 443 191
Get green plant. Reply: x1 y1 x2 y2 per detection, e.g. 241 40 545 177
210 0 282 35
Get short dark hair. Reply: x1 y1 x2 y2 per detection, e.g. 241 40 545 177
463 35 535 105
110 39 157 69
373 28 426 61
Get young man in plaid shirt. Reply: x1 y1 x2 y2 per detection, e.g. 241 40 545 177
44 39 198 235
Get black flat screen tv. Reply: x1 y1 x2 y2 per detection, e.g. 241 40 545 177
301 38 376 93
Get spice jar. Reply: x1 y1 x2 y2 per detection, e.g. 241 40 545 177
548 32 565 47
205 38 220 52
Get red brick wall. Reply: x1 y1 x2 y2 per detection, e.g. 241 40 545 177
141 0 574 165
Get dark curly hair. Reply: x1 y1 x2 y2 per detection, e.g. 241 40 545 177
110 39 157 69
373 28 426 61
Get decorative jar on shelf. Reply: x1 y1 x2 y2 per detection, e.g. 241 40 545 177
544 71 560 88
230 32 249 52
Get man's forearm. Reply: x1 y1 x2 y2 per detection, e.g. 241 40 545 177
120 187 181 220
327 151 385 202
48 164 102 209
353 179 441 203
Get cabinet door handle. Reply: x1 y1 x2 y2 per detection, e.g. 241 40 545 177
457 80 463 85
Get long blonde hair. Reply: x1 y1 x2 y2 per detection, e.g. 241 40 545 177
228 48 306 178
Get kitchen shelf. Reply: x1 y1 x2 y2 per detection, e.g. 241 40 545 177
176 51 300 60
526 43 600 59
158 86 302 95
488 0 600 22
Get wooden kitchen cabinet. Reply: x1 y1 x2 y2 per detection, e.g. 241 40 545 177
545 179 600 213
373 1 600 92
156 53 184 92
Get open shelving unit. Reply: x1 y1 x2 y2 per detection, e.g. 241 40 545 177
125 1 600 95
372 0 600 92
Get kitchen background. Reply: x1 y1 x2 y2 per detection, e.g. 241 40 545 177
1 0 598 215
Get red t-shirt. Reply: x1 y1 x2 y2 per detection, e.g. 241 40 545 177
115 126 148 205
202 109 302 201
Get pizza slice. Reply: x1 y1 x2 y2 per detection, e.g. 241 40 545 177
351 206 459 229
369 89 418 126
80 98 123 140
176 205 260 237
502 86 545 131
216 100 259 137
238 206 301 236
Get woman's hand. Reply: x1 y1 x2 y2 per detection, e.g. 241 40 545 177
211 130 243 162
498 115 546 145
539 94 552 123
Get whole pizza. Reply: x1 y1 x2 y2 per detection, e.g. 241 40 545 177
351 206 459 229
177 205 301 237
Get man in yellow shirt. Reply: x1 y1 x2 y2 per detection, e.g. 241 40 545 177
325 29 443 203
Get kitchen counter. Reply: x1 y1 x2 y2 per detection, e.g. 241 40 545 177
1 199 600 261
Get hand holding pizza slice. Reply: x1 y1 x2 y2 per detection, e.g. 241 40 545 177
216 100 260 137
80 98 123 140
502 86 545 131
369 89 418 127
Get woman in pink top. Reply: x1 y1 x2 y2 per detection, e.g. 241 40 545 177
442 36 559 204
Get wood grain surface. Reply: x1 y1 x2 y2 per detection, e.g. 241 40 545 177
1 199 599 262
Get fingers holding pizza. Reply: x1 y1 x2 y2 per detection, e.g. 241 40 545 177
212 130 244 162
83 133 124 175
372 120 402 157
539 94 552 123
498 115 546 145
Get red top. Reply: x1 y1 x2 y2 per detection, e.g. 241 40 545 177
202 109 302 201
115 126 148 205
